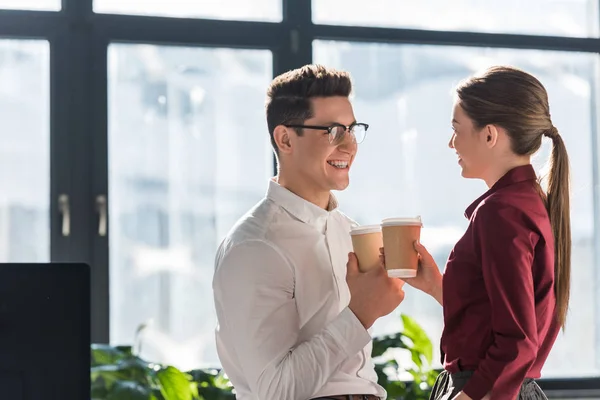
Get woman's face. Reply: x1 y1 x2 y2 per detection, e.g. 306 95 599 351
449 101 491 180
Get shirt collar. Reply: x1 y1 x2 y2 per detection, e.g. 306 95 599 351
266 179 338 227
465 164 538 219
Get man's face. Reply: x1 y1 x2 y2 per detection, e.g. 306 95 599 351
287 96 359 193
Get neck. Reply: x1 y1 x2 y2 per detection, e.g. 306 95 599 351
482 156 531 188
276 169 331 210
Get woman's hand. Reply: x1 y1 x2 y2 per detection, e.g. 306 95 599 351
380 241 443 305
452 392 473 400
452 391 489 400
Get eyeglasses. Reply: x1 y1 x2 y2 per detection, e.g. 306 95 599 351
284 122 369 145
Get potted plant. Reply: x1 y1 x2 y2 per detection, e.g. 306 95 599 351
90 313 439 400
372 314 440 399
91 344 233 400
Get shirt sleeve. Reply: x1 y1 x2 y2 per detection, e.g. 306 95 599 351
462 202 540 400
212 239 372 400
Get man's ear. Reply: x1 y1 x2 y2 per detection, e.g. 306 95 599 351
274 125 293 155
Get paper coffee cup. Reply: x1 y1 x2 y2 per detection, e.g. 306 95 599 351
350 225 383 273
381 217 422 278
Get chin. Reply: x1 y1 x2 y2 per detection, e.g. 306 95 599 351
331 182 350 191
460 168 479 180
329 179 350 191
324 166 351 191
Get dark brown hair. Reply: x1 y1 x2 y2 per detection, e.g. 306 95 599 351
266 64 352 153
456 65 571 328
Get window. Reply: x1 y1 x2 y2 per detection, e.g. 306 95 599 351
0 40 50 262
94 0 282 22
4 0 600 393
0 0 59 11
312 0 599 37
314 40 598 378
107 44 273 370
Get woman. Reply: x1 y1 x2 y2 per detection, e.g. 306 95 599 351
384 66 571 400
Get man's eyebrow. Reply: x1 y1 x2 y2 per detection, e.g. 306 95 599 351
320 120 357 126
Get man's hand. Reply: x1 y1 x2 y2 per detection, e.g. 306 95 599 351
346 252 405 329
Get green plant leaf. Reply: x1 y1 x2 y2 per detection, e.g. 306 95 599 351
383 379 408 398
407 368 423 383
91 357 155 389
188 369 234 394
106 380 153 400
199 386 237 400
190 381 199 399
410 348 424 370
91 344 128 366
91 365 134 389
213 373 232 390
157 366 194 400
151 388 166 400
115 345 134 356
372 333 408 358
186 369 235 399
91 382 109 399
373 364 389 387
188 369 217 385
401 314 433 365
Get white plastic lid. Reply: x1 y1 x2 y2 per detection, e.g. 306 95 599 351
350 224 382 235
381 216 423 227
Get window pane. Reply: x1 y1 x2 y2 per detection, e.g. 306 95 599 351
315 40 598 378
95 0 281 22
108 44 273 370
0 0 59 10
0 40 50 262
313 0 598 38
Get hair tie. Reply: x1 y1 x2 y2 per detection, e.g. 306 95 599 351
544 126 559 140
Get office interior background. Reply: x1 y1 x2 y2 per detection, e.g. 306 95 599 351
2 0 600 397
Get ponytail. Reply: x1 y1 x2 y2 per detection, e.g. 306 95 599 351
544 127 571 328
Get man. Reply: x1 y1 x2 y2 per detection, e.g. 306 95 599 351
213 64 405 400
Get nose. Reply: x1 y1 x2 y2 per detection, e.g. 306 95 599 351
448 133 455 149
337 131 358 153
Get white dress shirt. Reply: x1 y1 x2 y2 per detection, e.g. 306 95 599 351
213 179 386 400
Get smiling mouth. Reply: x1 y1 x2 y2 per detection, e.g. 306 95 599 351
327 160 349 169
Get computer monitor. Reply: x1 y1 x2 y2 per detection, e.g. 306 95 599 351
0 263 90 399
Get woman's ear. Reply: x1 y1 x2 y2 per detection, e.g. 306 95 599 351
484 124 499 149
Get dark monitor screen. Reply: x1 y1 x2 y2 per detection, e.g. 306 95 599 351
0 263 90 400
